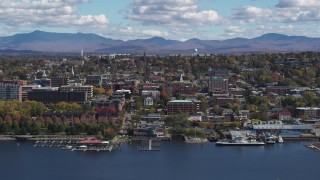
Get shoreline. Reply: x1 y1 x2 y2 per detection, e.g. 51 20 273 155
0 134 319 143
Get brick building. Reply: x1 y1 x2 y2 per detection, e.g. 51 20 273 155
208 77 229 93
266 86 291 96
167 100 200 115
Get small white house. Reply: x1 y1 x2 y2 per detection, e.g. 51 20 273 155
144 97 154 106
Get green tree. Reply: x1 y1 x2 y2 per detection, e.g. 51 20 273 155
162 113 190 134
198 95 208 113
302 92 317 106
93 86 106 95
131 115 141 128
134 97 143 110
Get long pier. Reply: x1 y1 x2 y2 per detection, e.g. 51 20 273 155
15 135 87 141
305 143 320 151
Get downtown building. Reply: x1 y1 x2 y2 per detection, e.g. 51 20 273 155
51 76 70 87
85 75 102 86
208 77 229 93
28 88 87 104
167 100 200 115
0 83 22 101
60 83 93 98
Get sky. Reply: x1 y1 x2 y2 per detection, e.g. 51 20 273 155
0 0 320 40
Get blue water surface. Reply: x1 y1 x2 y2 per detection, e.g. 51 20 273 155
0 141 319 180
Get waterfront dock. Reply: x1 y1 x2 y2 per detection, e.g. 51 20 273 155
184 136 208 143
139 139 161 151
71 145 113 152
0 135 15 141
131 135 171 141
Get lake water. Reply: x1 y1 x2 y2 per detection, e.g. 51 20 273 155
0 140 319 180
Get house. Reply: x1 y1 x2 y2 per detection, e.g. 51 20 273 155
144 97 154 106
188 116 202 122
222 109 233 116
142 90 160 98
278 111 292 121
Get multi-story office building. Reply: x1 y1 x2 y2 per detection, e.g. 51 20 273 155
167 100 200 115
28 91 87 104
85 75 102 86
51 77 70 87
0 83 22 101
21 85 44 101
60 83 93 98
208 77 229 93
296 107 320 118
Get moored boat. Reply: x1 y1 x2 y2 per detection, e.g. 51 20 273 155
277 135 284 143
72 145 87 151
71 137 112 152
216 136 265 146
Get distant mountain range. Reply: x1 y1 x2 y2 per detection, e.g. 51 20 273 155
1 30 320 54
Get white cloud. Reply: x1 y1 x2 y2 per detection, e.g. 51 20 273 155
225 26 245 33
233 6 271 22
128 0 222 26
0 0 109 29
142 30 169 37
233 2 320 23
83 25 171 41
73 15 109 26
222 26 246 38
277 0 320 7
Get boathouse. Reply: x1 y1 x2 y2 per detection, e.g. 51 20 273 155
253 124 313 137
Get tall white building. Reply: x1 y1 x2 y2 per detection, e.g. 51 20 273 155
144 97 154 106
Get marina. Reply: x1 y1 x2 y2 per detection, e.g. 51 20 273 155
32 137 119 152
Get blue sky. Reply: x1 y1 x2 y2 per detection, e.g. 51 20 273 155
0 0 319 40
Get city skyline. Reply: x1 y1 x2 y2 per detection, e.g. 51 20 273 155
0 0 320 40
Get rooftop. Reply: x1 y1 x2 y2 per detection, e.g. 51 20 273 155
253 124 313 130
296 107 320 110
168 100 193 103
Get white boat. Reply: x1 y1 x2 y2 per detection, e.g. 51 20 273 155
72 145 87 151
216 136 265 146
64 145 73 150
101 141 110 144
266 138 276 144
277 136 284 143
